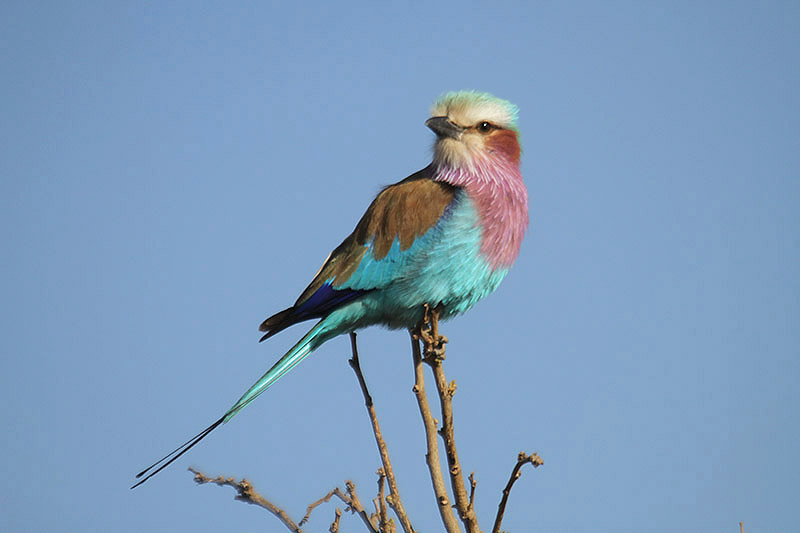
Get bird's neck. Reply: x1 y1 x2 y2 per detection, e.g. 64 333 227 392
433 154 529 268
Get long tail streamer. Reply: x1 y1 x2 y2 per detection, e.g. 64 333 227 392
132 320 328 489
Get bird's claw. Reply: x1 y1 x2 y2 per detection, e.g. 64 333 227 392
420 303 448 361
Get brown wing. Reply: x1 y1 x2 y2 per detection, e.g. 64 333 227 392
258 165 456 339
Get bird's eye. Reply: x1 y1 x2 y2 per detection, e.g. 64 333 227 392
478 121 493 133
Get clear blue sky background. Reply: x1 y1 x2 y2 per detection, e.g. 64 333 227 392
2 2 798 532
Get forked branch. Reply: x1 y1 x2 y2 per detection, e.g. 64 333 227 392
190 468 379 533
189 468 302 532
409 330 462 533
188 310 543 533
299 482 378 532
418 304 480 533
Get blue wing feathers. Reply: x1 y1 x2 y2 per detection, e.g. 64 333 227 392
258 283 367 341
259 177 460 341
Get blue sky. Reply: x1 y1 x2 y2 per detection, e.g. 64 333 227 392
2 2 798 532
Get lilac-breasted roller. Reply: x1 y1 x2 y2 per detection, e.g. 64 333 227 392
133 91 528 487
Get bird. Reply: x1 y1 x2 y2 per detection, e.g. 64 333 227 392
133 90 528 488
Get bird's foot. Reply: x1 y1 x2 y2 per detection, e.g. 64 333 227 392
419 303 448 362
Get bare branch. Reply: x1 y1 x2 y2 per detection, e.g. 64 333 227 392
190 467 380 533
376 469 387 528
300 487 354 527
346 480 381 533
300 489 337 526
349 332 415 533
468 472 477 512
189 317 541 533
330 508 342 533
492 452 544 533
375 468 396 533
409 329 462 533
420 304 479 533
189 467 302 533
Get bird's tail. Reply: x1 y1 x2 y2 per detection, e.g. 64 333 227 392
131 319 330 489
223 319 329 422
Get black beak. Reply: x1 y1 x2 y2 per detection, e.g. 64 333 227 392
426 116 464 139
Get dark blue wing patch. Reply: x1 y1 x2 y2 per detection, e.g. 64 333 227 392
258 283 368 342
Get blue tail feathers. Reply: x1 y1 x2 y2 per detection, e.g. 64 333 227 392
132 319 329 488
224 320 328 421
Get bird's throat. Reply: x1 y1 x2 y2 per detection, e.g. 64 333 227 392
433 157 528 268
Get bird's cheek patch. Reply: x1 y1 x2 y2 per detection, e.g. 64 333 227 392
486 130 521 162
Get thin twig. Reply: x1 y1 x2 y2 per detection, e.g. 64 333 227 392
492 452 544 533
295 481 377 531
420 305 479 533
189 467 302 533
409 329 462 533
375 468 396 533
376 469 387 529
468 472 477 512
300 486 367 527
190 467 378 533
300 488 338 526
346 480 381 533
330 508 342 533
349 332 415 533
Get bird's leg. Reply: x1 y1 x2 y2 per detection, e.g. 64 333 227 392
419 303 448 362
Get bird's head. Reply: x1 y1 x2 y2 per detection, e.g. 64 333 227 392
427 91 520 169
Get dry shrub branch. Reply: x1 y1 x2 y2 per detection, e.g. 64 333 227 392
190 304 542 532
